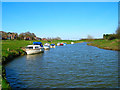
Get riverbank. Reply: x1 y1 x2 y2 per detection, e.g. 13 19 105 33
4 41 118 88
2 39 119 88
2 66 11 89
2 40 83 64
2 40 83 88
87 39 120 51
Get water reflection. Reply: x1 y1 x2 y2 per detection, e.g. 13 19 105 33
26 53 44 60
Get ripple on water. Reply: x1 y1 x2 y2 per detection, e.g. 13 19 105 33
5 43 119 88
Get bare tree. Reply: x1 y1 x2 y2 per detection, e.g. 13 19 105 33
87 35 93 39
116 27 120 39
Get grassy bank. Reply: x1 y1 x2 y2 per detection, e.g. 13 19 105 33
1 39 119 88
87 39 120 51
2 40 83 88
2 66 11 89
2 40 83 63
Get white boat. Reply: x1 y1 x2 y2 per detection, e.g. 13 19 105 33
26 45 44 55
50 44 55 48
44 43 50 50
25 42 44 55
71 42 74 44
57 43 60 46
44 43 50 46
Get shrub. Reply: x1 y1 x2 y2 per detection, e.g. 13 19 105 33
108 34 117 40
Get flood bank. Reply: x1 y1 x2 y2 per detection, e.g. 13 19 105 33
87 39 120 51
2 48 26 89
2 67 11 89
2 48 26 65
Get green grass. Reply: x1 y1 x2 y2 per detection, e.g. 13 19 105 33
2 66 11 89
2 40 83 58
2 78 11 89
1 39 83 64
1 40 83 88
87 39 120 51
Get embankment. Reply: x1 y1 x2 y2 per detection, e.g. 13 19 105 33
87 39 120 51
2 40 83 88
2 48 26 89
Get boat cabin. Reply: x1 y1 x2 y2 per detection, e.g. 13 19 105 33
26 45 42 49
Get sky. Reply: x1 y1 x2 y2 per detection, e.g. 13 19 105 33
2 2 118 40
2 0 120 2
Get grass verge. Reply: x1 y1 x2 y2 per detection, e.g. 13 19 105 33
87 39 120 51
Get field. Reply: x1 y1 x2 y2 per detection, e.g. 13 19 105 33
87 39 120 51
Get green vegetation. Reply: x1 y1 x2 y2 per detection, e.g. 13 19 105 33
2 66 11 89
2 78 11 89
103 26 120 40
2 40 83 63
1 39 119 88
87 39 120 51
1 40 83 89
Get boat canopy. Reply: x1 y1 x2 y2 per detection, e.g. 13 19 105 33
33 42 42 45
51 44 55 46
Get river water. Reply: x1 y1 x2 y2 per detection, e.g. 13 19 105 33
5 42 119 88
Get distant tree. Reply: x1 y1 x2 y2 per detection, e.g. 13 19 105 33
14 33 18 39
55 37 62 40
116 27 120 39
31 33 36 37
19 33 25 40
87 35 93 39
46 37 61 40
19 32 36 40
103 34 110 39
1 31 7 40
107 34 117 40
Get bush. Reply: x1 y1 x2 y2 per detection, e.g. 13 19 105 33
108 34 117 40
103 34 117 40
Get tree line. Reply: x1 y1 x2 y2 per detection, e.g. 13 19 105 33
1 31 62 40
103 27 120 40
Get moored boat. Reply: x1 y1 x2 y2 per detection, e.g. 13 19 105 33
25 42 44 55
50 44 55 48
71 42 74 44
60 43 63 46
57 43 60 46
44 43 50 50
63 43 67 46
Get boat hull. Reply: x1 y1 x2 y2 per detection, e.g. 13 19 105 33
71 42 74 44
57 43 60 46
44 46 50 50
50 46 55 48
26 48 44 55
60 43 63 46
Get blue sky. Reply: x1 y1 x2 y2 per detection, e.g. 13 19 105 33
2 2 118 40
2 0 120 2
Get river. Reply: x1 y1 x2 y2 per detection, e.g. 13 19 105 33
5 42 119 88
